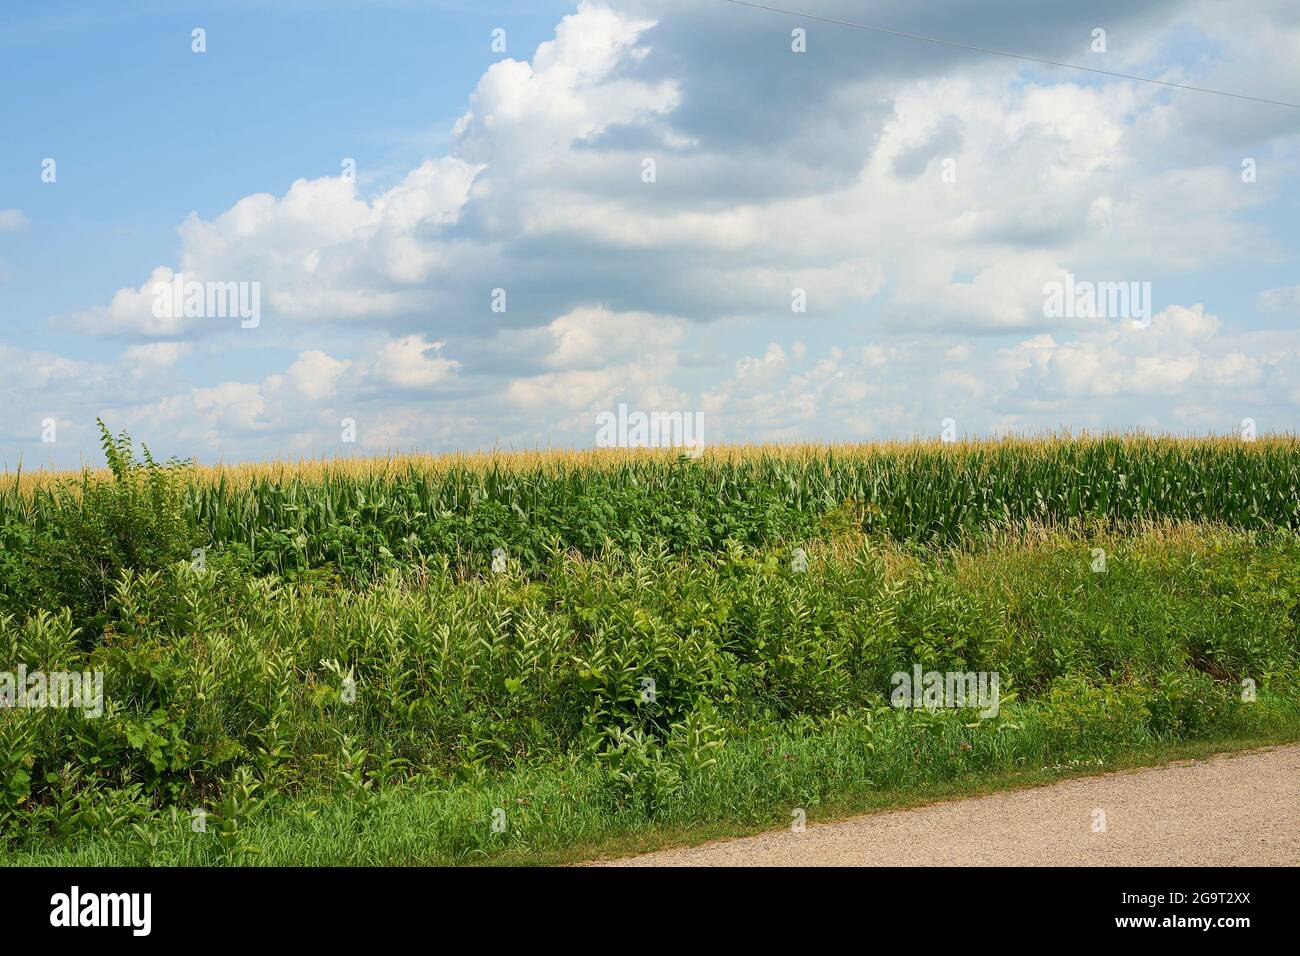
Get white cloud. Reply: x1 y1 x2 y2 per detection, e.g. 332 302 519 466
282 350 351 401
1259 284 1300 313
455 2 676 166
503 306 686 371
365 335 458 390
695 303 1299 442
59 157 482 338
124 342 190 367
57 0 1277 348
506 367 626 412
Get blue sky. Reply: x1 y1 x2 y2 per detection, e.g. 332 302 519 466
2 0 1299 469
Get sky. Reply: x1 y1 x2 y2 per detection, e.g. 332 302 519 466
2 0 1298 469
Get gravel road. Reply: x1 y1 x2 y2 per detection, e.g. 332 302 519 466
592 745 1300 866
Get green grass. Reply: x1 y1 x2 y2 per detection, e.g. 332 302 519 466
10 700 1298 867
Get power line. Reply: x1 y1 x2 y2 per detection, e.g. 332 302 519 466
715 0 1300 110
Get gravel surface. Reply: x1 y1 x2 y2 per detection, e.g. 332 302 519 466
592 745 1300 866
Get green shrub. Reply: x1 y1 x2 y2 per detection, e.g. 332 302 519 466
1144 670 1239 739
1035 677 1148 756
33 421 195 640
3 523 1299 850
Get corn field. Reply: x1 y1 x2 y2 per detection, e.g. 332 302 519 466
4 435 1300 578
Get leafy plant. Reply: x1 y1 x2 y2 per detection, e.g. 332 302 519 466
29 421 194 640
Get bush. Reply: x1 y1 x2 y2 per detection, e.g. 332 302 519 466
1145 670 1239 740
1036 676 1149 756
33 421 195 640
3 520 1299 851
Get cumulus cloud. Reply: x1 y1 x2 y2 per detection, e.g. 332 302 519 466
58 158 482 339
698 303 1300 443
54 1 1283 343
280 350 351 401
497 306 686 371
364 336 458 390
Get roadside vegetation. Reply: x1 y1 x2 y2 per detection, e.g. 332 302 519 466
2 426 1298 864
